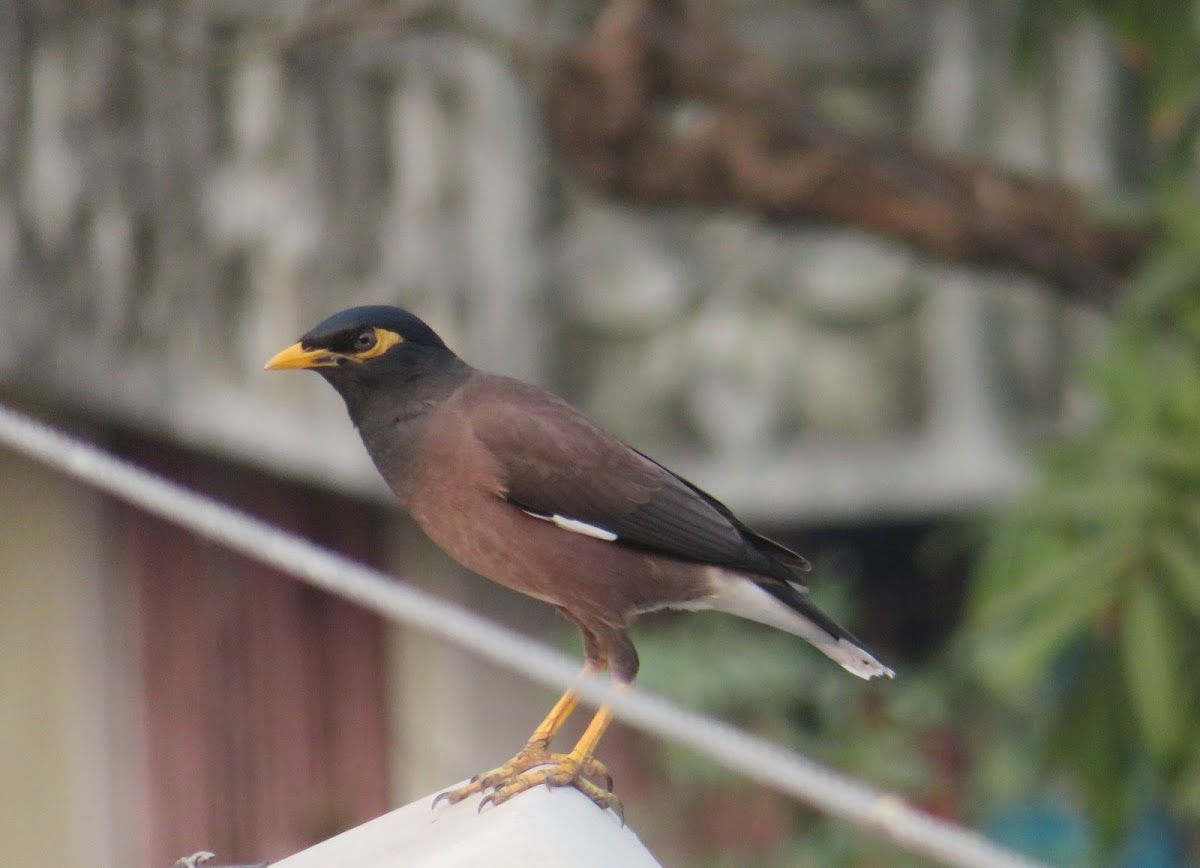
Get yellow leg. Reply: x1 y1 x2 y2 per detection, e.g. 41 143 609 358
480 688 624 818
571 702 616 760
432 664 615 810
526 660 602 747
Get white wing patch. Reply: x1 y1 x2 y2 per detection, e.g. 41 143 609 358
521 510 618 542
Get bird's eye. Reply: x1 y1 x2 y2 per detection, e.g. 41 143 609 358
354 329 377 352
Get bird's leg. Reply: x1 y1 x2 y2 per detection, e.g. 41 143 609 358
480 685 625 819
432 663 611 808
521 670 588 752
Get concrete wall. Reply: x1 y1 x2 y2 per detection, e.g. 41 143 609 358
0 1 1119 523
0 447 134 868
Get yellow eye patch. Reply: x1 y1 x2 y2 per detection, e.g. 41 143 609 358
351 328 404 361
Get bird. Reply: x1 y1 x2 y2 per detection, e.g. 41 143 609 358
265 305 892 816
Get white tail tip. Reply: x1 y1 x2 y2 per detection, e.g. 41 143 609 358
829 638 894 680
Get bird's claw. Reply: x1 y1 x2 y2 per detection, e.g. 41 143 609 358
432 747 619 816
175 854 215 868
483 759 623 820
173 854 269 868
593 763 615 793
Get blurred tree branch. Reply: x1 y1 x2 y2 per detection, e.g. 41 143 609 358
126 0 1157 307
544 0 1153 308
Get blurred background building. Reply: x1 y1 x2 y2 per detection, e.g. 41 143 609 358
0 1 1187 866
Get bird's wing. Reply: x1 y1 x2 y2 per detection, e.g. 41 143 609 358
466 377 807 580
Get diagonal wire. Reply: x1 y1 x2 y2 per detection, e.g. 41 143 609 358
0 402 1041 868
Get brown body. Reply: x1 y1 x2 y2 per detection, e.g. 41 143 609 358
388 375 712 681
266 305 892 815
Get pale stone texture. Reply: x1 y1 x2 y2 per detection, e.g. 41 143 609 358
0 0 1119 521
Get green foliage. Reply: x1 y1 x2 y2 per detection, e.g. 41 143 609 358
968 245 1200 843
967 12 1200 826
1016 0 1200 177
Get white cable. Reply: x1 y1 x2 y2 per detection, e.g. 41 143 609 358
0 403 1041 868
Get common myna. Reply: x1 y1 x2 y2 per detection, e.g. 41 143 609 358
266 306 892 815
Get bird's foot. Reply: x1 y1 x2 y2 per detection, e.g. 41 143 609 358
432 743 619 818
479 751 622 821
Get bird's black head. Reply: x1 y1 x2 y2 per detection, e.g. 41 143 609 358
264 306 466 398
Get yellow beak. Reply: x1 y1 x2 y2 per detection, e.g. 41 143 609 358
263 342 335 370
